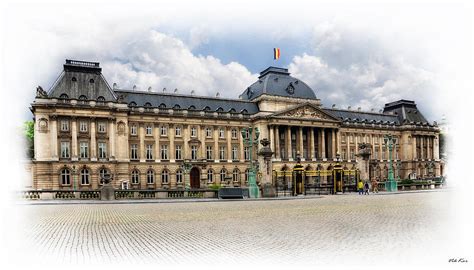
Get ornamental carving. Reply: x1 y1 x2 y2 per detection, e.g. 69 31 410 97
117 121 126 135
36 86 48 98
38 118 48 132
281 106 330 120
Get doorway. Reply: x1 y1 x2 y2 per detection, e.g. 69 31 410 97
190 167 200 189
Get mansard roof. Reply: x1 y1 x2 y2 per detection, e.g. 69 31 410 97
114 90 259 114
323 108 400 125
240 67 317 101
47 60 117 102
383 100 430 124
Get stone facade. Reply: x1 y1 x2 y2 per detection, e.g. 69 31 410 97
29 60 443 192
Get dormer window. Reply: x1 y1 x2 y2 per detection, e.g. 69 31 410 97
144 102 152 112
71 77 77 82
78 95 87 104
97 96 105 105
173 104 181 109
59 94 69 103
129 102 137 107
89 79 94 83
203 106 211 111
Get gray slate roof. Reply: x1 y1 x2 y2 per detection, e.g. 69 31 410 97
240 67 317 100
383 100 430 124
115 90 259 114
323 108 400 125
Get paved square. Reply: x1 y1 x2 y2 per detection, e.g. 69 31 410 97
19 191 453 265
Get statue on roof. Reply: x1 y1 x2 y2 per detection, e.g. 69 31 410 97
36 86 48 98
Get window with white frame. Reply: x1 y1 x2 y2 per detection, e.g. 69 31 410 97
175 145 182 160
161 170 169 184
232 146 238 160
382 148 386 160
205 127 212 138
245 169 250 183
175 126 182 137
350 134 353 143
220 169 226 183
79 142 89 158
233 169 240 182
161 144 168 160
207 169 214 183
131 169 139 184
350 149 355 160
79 121 88 132
130 124 137 135
191 145 198 160
147 170 154 184
98 142 107 159
97 121 106 133
80 168 90 185
219 128 225 139
176 170 183 184
342 134 346 143
219 146 226 160
243 129 250 139
374 148 379 159
191 127 197 137
206 145 213 160
60 141 70 158
60 120 69 132
146 144 153 160
244 147 250 160
60 168 70 185
145 125 152 135
130 144 138 160
231 129 238 139
341 150 346 160
160 125 168 136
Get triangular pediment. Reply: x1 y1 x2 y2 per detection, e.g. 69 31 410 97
270 103 340 121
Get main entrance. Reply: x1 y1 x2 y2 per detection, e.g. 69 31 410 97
190 167 200 189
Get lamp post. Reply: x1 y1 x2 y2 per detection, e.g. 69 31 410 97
181 160 192 191
384 134 398 192
241 127 260 198
72 165 77 191
396 160 402 181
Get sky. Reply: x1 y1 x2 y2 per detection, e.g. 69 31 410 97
1 0 471 125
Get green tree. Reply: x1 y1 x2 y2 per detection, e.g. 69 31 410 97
24 120 34 159
439 132 446 160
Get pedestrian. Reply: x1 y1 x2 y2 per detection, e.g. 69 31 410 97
364 181 370 195
371 178 379 193
357 180 364 195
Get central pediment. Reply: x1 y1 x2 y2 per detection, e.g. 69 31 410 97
270 103 340 122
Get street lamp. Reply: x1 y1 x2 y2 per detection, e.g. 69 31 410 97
241 127 260 198
72 165 77 191
383 134 398 192
396 160 402 181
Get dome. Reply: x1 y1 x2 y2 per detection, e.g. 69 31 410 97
241 67 317 100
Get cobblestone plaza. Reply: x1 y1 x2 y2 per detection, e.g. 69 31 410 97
17 191 456 266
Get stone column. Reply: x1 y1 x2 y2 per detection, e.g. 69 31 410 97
310 127 316 160
154 124 160 161
201 126 207 159
275 126 280 159
433 135 440 160
214 127 219 162
227 127 232 162
429 137 433 160
50 116 58 159
71 118 78 160
298 127 304 160
108 118 115 160
239 127 244 161
269 125 275 158
331 129 336 159
336 129 341 157
90 118 97 161
139 124 145 162
354 133 359 155
183 125 190 160
379 136 383 161
169 124 175 161
420 136 424 160
286 126 292 160
321 128 326 160
346 133 350 161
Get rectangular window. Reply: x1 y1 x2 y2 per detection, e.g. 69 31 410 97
98 142 107 159
191 127 197 137
232 146 238 160
205 127 212 138
175 145 182 160
374 149 379 159
175 126 182 137
341 150 346 160
79 142 89 158
60 141 70 158
60 120 69 132
219 146 226 160
79 121 88 132
161 144 168 160
130 125 137 135
342 134 346 143
191 145 198 160
350 135 353 143
219 128 225 139
130 144 138 160
244 147 250 160
206 145 213 160
160 126 168 136
350 149 355 160
176 170 183 184
146 144 153 160
98 122 106 133
231 129 237 139
146 125 152 135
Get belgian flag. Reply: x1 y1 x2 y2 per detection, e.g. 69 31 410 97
273 48 280 60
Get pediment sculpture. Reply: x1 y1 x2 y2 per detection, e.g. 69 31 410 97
280 106 331 120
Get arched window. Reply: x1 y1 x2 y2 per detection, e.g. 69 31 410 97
159 103 166 108
147 170 155 184
161 170 169 184
99 168 109 185
233 169 240 182
176 169 183 184
60 168 70 185
173 104 181 109
220 168 226 183
129 102 137 107
79 95 88 105
59 93 69 101
80 168 90 185
207 169 214 183
188 105 196 110
144 102 152 111
131 169 139 185
97 96 105 105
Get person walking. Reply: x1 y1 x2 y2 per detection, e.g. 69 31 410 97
371 178 379 193
357 180 364 195
364 181 370 195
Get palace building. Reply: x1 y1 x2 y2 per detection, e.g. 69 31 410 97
29 59 443 195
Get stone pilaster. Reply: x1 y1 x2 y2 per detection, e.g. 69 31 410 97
71 118 78 160
90 118 97 161
310 127 315 160
298 127 304 160
275 126 280 159
321 128 326 160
